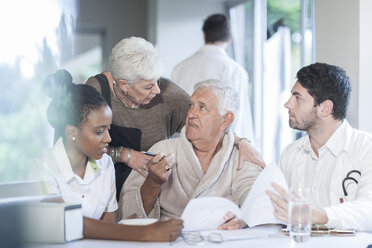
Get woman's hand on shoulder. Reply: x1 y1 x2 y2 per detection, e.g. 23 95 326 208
237 139 265 170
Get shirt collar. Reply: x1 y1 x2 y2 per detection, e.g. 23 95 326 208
198 44 227 55
299 120 352 156
322 120 351 156
52 138 102 183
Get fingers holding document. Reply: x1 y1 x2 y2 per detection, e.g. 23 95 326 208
218 211 247 230
266 182 289 223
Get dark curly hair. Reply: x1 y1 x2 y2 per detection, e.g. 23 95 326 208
202 14 231 43
296 63 351 120
44 70 108 141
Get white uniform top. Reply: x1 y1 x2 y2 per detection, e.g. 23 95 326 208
37 138 118 220
280 120 372 231
171 44 254 140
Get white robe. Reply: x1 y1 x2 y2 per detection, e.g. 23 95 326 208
118 127 261 220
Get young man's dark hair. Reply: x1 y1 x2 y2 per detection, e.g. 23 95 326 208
202 14 231 43
296 62 352 120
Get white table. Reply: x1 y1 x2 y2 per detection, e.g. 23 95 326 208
30 231 372 248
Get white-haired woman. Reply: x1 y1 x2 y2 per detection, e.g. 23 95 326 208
86 37 264 198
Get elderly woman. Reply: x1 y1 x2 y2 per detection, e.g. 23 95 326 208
86 37 190 198
119 80 261 230
86 37 264 199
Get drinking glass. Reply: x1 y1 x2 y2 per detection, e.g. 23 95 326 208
288 187 311 242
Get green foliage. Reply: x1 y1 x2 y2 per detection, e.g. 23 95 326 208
0 63 52 182
267 0 301 34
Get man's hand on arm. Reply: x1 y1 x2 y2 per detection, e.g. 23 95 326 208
140 153 175 215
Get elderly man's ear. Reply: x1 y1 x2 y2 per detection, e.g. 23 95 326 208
220 112 234 131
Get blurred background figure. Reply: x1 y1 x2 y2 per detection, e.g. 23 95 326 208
171 13 254 141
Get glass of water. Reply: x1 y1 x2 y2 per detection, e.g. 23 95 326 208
288 187 311 242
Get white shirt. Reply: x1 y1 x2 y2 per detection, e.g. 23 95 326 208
171 44 254 140
37 138 118 220
280 120 372 231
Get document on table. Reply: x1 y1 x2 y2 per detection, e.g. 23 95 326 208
181 162 288 231
200 225 281 241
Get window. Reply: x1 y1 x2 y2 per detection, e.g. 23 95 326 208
229 0 314 163
61 28 105 84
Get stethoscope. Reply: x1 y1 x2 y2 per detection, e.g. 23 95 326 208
342 170 361 197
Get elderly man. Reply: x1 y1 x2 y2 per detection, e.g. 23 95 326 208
118 80 261 229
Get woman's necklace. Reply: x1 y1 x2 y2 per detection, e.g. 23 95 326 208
112 83 140 109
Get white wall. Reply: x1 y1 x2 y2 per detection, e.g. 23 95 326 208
77 0 148 70
315 0 372 133
358 0 372 133
315 0 359 128
151 0 226 77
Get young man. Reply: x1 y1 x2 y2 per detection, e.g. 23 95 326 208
267 63 372 231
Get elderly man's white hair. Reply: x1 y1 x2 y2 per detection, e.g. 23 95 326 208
193 79 240 116
109 37 164 84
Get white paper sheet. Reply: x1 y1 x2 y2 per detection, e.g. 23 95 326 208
181 196 241 231
241 162 288 227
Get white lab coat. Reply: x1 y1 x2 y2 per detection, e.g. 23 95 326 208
171 44 254 140
280 120 372 231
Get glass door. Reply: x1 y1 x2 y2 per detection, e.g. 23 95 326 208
229 0 314 163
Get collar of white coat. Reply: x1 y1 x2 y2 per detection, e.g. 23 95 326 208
53 137 103 183
198 44 227 55
300 119 352 157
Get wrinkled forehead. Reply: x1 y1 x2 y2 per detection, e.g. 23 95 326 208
191 87 218 103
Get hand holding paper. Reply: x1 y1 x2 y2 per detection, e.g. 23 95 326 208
181 163 289 231
242 162 289 227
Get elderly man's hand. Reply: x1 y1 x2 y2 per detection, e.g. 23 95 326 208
146 153 175 186
218 212 247 230
237 139 265 170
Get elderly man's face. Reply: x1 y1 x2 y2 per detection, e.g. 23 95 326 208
186 88 225 143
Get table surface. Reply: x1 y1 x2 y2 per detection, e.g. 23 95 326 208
29 230 372 248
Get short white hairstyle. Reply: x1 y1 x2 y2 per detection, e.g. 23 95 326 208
193 79 239 116
109 37 164 84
